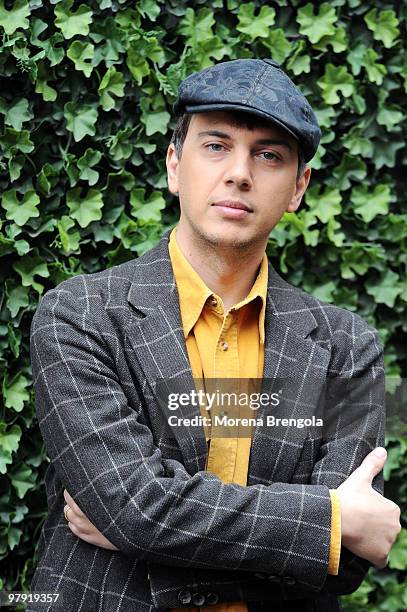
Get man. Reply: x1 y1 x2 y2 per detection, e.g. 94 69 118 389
29 59 400 611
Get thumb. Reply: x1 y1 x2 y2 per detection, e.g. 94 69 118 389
352 447 387 484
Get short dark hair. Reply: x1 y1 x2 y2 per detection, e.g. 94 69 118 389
170 111 307 178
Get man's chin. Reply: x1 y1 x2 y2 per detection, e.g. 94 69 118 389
198 229 266 251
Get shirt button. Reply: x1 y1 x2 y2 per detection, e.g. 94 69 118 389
221 341 228 351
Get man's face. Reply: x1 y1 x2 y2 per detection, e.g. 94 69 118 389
166 111 311 251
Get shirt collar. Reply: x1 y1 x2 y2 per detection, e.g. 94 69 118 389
169 226 268 343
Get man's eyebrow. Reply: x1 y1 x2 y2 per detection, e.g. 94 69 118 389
197 130 293 150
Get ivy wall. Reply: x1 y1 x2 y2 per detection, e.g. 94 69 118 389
0 1 406 609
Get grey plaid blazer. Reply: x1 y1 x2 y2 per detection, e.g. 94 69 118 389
29 229 385 612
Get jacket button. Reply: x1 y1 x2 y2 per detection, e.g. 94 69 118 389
283 575 296 585
206 592 219 605
192 593 206 606
177 589 192 604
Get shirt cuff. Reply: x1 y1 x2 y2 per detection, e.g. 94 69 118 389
328 489 341 575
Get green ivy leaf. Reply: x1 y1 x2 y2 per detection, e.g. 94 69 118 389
311 281 336 303
347 44 366 76
8 526 22 550
34 61 58 102
262 29 291 64
64 101 98 142
366 270 403 308
377 106 404 132
57 215 81 254
3 373 30 412
36 32 65 67
77 148 102 185
98 66 125 111
388 529 407 570
372 139 404 169
8 322 22 359
331 154 367 191
5 284 29 318
10 463 36 499
1 189 40 226
237 3 275 39
178 7 215 45
130 188 165 222
0 0 30 35
0 98 32 131
140 105 170 136
364 8 400 49
340 243 386 279
13 251 50 294
126 47 150 85
37 162 61 196
194 35 230 68
0 424 21 474
286 40 310 75
341 127 373 158
351 184 392 223
136 0 161 22
67 40 94 77
67 188 104 228
305 185 342 224
313 26 348 53
106 127 134 161
54 0 93 40
362 49 387 85
318 64 355 104
297 3 337 44
2 128 34 154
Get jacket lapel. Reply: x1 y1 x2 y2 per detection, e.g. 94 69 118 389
248 263 332 484
125 231 208 474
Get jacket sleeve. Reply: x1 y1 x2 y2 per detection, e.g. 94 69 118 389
310 322 385 596
30 278 334 599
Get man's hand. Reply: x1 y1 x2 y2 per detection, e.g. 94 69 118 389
337 447 401 569
63 489 119 551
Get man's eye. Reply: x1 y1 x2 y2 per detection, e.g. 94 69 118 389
206 143 225 152
261 152 278 161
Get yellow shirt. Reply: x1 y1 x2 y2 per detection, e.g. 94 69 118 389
168 227 340 612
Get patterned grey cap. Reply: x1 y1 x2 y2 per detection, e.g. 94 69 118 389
173 58 321 162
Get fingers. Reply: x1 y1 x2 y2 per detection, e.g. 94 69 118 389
63 489 85 518
67 516 119 551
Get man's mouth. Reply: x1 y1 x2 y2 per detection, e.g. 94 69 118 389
211 200 253 212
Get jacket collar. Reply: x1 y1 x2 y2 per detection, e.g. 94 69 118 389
127 229 318 340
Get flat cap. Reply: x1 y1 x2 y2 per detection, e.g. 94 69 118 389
173 58 321 162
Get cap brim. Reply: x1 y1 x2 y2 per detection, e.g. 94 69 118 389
184 103 300 144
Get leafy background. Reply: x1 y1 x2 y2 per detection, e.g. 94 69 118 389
0 0 406 609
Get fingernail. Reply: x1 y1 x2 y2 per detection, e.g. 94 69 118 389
374 447 387 458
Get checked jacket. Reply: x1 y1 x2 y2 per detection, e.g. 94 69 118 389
28 229 385 611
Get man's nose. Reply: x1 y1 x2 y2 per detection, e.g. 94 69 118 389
223 151 253 188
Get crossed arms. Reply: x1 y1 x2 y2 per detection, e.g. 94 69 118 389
30 280 395 607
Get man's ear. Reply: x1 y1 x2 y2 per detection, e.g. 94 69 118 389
287 165 311 213
166 143 180 195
